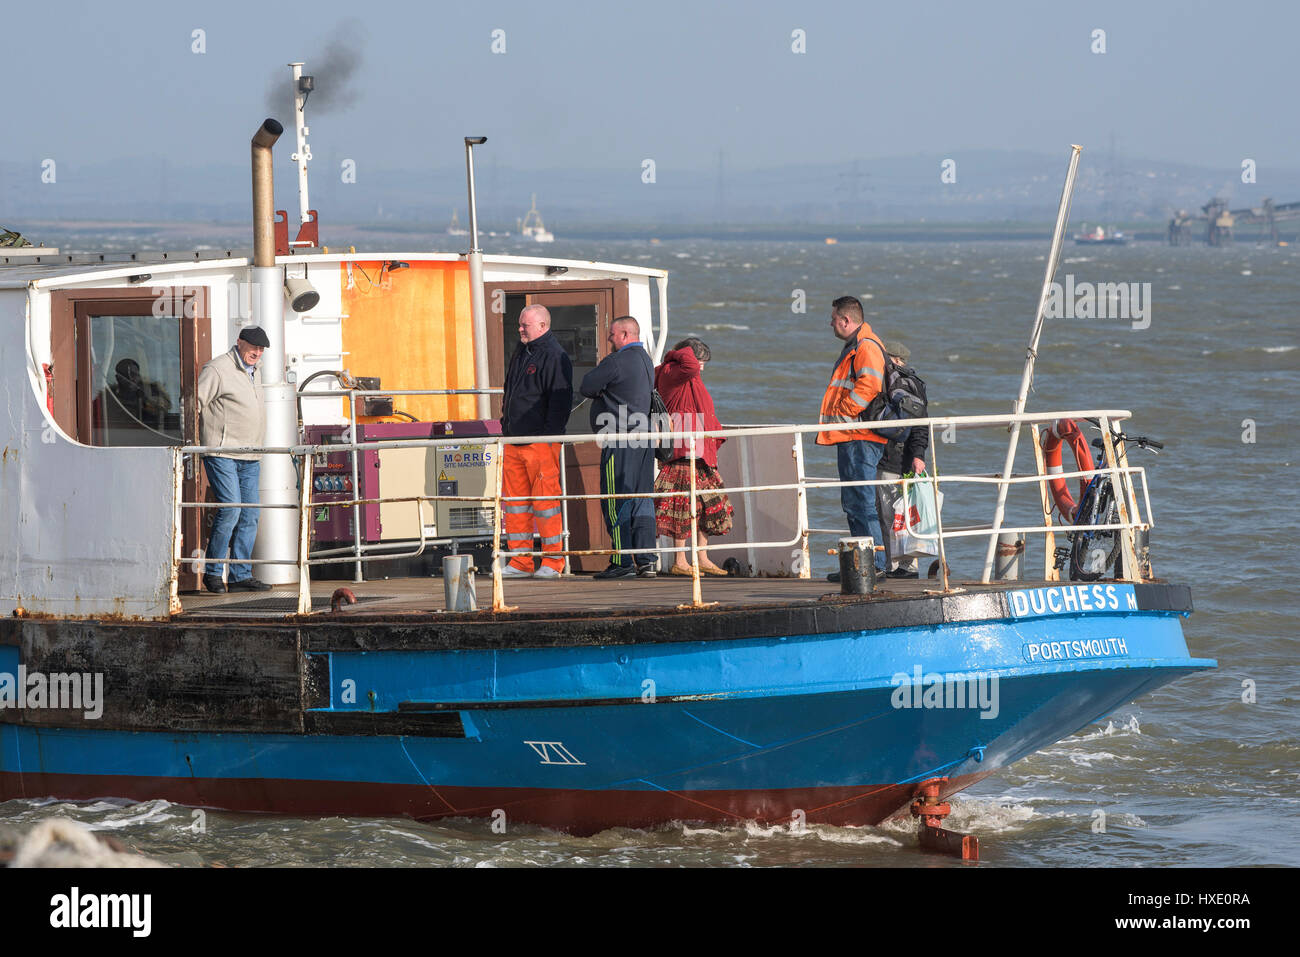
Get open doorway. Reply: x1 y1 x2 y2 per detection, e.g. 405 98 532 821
484 280 629 572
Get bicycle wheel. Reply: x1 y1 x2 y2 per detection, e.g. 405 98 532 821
1068 480 1120 581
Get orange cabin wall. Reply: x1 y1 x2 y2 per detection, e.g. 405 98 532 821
339 260 477 422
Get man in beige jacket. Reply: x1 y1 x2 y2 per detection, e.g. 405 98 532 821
196 326 270 593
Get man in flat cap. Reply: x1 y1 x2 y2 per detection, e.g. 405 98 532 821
876 340 929 579
195 326 271 592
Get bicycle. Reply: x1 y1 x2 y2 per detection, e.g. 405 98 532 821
1058 424 1163 582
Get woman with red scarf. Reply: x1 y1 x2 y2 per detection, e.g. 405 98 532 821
654 337 733 576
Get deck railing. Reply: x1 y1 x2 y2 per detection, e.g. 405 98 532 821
173 408 1152 615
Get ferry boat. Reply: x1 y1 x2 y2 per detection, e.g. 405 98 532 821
0 83 1212 856
518 194 555 242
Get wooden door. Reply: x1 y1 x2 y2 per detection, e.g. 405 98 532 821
484 280 629 572
52 288 210 592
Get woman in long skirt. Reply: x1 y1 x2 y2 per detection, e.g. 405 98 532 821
653 338 733 576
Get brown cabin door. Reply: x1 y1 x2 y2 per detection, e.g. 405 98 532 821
484 280 629 572
51 288 211 593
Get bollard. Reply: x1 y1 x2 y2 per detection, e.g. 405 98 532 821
838 537 876 595
442 554 477 612
994 532 1024 581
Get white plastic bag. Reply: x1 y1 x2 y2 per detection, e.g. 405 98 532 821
895 474 943 559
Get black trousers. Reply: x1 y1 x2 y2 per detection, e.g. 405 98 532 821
600 445 657 567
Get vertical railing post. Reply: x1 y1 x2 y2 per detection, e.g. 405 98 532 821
490 439 515 612
1098 416 1139 581
559 441 572 576
169 448 184 615
927 423 950 593
793 436 810 579
297 450 313 615
348 395 362 584
688 432 701 606
1112 429 1149 578
1028 421 1059 582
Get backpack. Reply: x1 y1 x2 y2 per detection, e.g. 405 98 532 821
650 388 675 463
857 338 927 440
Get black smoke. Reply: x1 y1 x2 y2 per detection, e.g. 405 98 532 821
265 20 367 120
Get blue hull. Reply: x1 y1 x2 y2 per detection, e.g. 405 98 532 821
0 583 1213 831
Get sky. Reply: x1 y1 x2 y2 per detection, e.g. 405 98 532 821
4 0 1299 228
6 0 1298 172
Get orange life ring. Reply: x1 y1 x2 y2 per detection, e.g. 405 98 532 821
1041 418 1095 521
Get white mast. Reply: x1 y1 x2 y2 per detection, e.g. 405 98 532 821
289 62 312 227
980 145 1083 583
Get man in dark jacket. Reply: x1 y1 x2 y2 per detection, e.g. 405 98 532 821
580 315 658 579
499 305 573 579
876 341 929 579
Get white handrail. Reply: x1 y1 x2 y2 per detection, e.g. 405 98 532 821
172 407 1152 614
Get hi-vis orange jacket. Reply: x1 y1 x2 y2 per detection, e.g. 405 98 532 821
817 321 888 445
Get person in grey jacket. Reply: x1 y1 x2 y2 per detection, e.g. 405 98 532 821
195 326 271 593
580 316 658 579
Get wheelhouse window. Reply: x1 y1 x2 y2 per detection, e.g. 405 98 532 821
86 313 184 446
49 287 209 447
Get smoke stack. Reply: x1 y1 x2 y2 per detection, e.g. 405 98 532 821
248 116 297 585
251 118 284 267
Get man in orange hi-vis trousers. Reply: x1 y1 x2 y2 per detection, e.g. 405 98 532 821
499 305 574 579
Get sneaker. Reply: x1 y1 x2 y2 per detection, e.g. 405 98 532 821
594 563 636 580
227 578 272 592
887 567 919 579
636 564 658 579
533 566 562 580
202 575 226 594
500 565 532 579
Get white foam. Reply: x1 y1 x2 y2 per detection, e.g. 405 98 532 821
738 820 902 846
1068 751 1137 767
88 799 177 829
703 323 750 331
1074 717 1141 741
1264 345 1296 353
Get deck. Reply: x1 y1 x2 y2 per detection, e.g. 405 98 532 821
178 572 1029 620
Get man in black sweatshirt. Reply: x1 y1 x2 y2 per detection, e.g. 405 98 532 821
580 315 658 579
875 341 930 579
499 305 573 579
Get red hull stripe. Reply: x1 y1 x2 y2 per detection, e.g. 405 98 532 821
0 770 993 834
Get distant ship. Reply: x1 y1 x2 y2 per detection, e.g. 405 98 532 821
446 209 468 237
518 194 554 243
1074 224 1129 245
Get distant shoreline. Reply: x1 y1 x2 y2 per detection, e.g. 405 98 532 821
13 219 1207 246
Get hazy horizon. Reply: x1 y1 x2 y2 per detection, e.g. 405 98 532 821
5 0 1299 229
